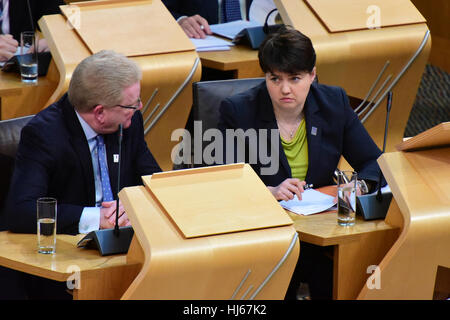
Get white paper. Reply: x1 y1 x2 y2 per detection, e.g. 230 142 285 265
195 46 231 52
210 20 262 40
190 35 233 52
279 189 336 216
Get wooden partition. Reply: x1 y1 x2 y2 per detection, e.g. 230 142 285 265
358 123 450 299
39 0 201 170
119 164 300 299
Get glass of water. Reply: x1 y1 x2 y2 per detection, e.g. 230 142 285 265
337 171 357 226
19 31 38 83
37 197 57 254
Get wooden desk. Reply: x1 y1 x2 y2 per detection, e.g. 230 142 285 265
0 206 398 300
0 64 58 120
0 232 140 300
0 189 399 300
288 187 400 299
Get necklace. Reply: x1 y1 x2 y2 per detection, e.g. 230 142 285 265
277 118 302 140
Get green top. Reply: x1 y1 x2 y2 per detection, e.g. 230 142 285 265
280 119 308 181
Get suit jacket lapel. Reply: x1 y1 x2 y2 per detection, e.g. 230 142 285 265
304 85 323 185
257 84 291 178
61 96 96 205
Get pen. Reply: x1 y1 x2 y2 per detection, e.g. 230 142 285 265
303 183 313 190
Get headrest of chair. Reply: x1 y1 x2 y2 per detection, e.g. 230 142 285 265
0 115 34 158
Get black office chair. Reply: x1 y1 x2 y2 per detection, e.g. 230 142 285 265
183 78 265 168
0 115 34 230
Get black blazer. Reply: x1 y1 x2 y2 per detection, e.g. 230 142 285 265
162 0 252 24
8 0 64 40
218 82 383 188
6 94 161 235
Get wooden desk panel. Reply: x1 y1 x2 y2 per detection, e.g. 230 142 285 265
199 45 263 79
358 148 450 299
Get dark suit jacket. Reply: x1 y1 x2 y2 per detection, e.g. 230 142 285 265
162 0 252 24
8 0 64 40
6 93 161 235
218 82 383 188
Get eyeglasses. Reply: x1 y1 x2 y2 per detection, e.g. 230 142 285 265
116 97 142 110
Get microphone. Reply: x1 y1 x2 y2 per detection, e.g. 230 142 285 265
356 92 393 220
77 124 134 256
263 8 281 34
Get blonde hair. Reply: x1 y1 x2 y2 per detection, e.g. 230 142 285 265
68 50 142 112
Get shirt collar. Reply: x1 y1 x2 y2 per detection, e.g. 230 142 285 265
75 111 98 141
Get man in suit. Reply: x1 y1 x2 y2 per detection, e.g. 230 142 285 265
162 0 253 39
6 50 161 236
0 0 65 61
1 50 161 300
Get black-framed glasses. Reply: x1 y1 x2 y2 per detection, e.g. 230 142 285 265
116 97 142 110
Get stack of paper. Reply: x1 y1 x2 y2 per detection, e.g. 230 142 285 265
279 189 336 216
190 35 234 52
210 20 262 40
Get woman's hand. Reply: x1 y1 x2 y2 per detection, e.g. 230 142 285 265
268 178 307 201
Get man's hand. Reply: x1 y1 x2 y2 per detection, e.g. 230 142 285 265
0 34 18 62
178 15 212 39
268 178 307 201
99 201 131 229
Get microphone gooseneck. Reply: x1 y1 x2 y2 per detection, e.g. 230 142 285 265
376 91 393 201
26 0 35 32
114 124 123 236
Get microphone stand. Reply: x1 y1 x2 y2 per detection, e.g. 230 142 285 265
355 92 393 220
376 92 392 202
77 124 134 256
114 124 123 237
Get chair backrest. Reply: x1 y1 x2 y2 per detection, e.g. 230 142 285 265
192 77 264 132
189 78 265 167
0 115 34 230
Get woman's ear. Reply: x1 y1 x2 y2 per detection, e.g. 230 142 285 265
310 67 317 83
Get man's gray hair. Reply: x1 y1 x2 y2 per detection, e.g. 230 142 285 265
68 50 142 112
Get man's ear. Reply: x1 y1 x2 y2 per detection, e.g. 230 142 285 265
92 105 105 124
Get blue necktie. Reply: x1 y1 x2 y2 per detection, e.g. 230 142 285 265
222 0 242 23
96 135 114 202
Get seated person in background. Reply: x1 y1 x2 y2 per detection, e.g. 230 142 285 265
218 26 385 299
162 0 253 39
0 0 65 62
6 50 161 236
